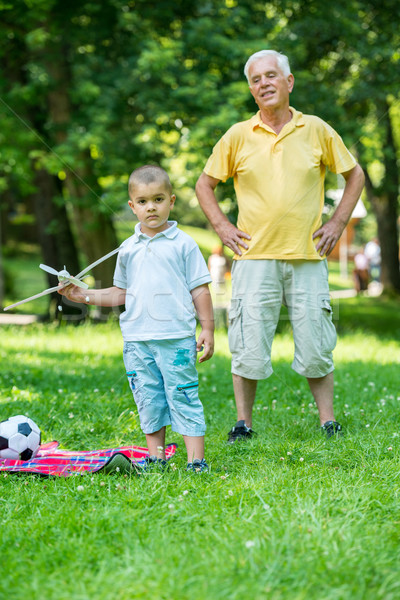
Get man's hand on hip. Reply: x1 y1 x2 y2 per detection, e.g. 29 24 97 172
313 218 345 257
216 221 251 256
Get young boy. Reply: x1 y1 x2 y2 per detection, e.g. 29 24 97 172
59 165 214 472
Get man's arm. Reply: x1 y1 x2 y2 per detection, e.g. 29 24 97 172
195 172 251 256
58 284 126 306
313 163 365 257
190 284 214 363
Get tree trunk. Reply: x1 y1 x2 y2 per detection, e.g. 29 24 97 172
364 105 400 295
0 201 3 310
364 181 400 296
47 58 119 318
370 193 400 295
31 168 85 321
64 170 120 315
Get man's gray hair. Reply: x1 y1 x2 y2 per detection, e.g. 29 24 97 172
244 50 291 83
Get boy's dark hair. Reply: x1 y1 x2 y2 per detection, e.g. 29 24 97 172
129 165 172 196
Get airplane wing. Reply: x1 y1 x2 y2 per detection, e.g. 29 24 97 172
3 286 60 311
75 247 121 279
4 247 121 312
61 276 89 289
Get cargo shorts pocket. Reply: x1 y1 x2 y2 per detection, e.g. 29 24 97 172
320 298 337 354
126 370 150 410
228 298 244 350
175 382 199 404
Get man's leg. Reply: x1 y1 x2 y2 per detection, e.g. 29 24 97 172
286 260 339 436
226 374 259 443
228 260 281 443
307 371 334 425
232 374 258 428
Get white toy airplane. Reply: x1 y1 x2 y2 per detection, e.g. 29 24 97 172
4 247 121 311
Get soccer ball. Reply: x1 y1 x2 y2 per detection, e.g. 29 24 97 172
0 415 41 461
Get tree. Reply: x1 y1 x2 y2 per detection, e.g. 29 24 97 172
1 0 398 303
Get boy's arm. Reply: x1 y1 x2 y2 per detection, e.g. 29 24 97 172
191 284 214 363
58 284 126 306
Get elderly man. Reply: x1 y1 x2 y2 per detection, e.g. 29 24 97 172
195 50 365 442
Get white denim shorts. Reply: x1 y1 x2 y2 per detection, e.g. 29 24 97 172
123 336 206 436
228 259 337 380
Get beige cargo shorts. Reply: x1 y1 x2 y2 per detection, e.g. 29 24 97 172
228 259 337 380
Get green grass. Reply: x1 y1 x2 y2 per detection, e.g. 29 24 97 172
3 247 48 314
1 299 400 600
326 258 354 291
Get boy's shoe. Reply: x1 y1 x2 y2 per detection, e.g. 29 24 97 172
227 420 256 444
142 455 169 472
186 458 209 473
321 420 343 438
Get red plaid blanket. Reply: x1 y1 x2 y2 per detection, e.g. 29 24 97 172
0 441 178 477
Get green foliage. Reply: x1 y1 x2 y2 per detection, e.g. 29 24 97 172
1 2 398 190
1 302 400 599
0 1 398 288
1 1 395 207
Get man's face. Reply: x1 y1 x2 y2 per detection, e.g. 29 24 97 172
248 56 294 112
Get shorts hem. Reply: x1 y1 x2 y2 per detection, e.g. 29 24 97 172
231 364 273 380
171 427 206 436
292 362 335 378
142 419 171 435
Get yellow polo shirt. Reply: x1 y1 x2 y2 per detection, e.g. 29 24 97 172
204 107 357 260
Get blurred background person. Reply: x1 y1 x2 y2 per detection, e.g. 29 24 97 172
353 248 369 294
364 237 381 283
208 245 230 296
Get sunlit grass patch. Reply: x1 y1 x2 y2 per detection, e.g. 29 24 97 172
1 304 400 600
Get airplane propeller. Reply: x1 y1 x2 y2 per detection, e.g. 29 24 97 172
4 247 121 312
39 264 89 289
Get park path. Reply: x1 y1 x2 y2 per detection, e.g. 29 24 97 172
0 283 382 327
0 313 38 325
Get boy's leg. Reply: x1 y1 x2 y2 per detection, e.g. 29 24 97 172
152 338 208 469
183 435 204 463
146 427 167 459
123 341 171 449
153 338 207 442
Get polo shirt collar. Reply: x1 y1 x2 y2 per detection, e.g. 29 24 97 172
251 107 305 133
133 220 179 243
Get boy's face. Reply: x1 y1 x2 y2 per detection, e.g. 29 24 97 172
128 181 175 237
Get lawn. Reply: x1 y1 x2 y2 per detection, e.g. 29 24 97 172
1 296 400 600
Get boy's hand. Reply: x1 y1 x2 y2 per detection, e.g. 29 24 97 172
196 330 214 363
57 283 87 304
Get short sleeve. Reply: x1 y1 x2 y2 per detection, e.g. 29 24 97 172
320 122 357 174
203 131 236 182
113 247 128 289
185 245 212 291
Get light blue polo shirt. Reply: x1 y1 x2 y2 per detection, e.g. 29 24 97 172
113 221 211 342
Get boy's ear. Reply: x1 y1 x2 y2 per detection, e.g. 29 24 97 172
128 199 136 214
170 194 176 209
